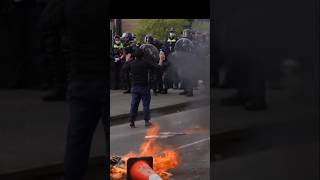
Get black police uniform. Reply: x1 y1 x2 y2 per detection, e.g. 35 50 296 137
121 43 133 93
163 36 179 89
111 42 124 90
149 39 164 95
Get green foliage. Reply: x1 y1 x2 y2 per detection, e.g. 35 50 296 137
134 19 191 42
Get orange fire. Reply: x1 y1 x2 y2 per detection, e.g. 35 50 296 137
110 123 180 180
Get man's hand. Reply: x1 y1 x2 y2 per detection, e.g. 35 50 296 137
126 54 132 62
114 57 120 63
159 51 165 65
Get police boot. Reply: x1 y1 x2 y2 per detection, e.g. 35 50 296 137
153 89 157 96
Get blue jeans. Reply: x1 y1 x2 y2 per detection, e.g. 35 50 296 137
129 85 151 123
63 80 108 179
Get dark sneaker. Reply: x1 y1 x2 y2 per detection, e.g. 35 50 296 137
130 122 136 128
179 91 187 95
185 92 194 97
145 121 152 127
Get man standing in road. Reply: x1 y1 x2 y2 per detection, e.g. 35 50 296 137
122 47 165 128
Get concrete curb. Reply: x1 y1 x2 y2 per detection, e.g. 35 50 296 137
110 98 209 126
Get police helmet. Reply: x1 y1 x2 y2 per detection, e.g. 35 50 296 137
144 34 154 44
121 32 133 42
182 29 193 40
174 38 194 52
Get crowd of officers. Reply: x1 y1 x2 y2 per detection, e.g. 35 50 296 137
111 28 209 97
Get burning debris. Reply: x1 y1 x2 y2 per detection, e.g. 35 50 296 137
110 124 180 180
145 132 186 139
145 127 209 139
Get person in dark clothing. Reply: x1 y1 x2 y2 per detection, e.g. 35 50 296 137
163 28 179 90
161 51 171 94
121 44 135 93
165 28 178 53
144 34 164 95
111 35 125 90
40 0 68 101
61 0 108 179
172 37 195 97
122 47 165 128
121 32 134 93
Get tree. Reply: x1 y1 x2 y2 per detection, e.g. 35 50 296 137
134 19 191 42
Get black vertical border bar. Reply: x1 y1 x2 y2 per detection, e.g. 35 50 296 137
210 1 215 180
105 0 110 179
315 0 320 163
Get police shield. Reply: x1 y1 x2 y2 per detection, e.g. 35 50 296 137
174 38 194 52
140 44 159 63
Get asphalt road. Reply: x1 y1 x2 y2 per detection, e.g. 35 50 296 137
110 107 211 180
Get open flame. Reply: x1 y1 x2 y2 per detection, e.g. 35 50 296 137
110 123 180 180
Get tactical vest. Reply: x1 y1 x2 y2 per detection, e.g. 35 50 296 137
167 38 177 43
113 43 124 49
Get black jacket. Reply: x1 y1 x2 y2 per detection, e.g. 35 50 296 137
123 58 163 86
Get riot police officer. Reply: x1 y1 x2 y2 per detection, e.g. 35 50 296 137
121 32 134 47
164 28 178 53
121 32 134 93
144 34 163 50
172 37 195 97
163 27 179 90
111 35 124 90
181 28 194 41
144 34 164 95
160 49 171 94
